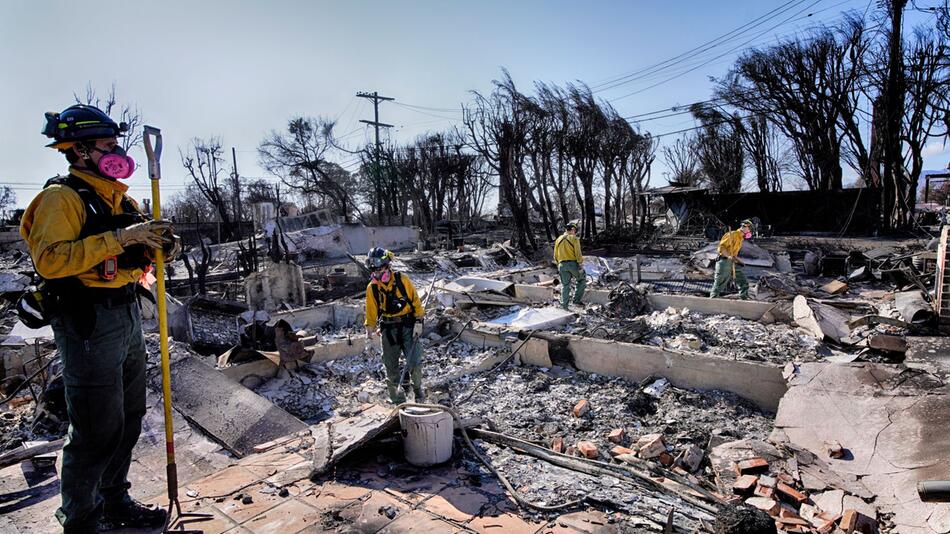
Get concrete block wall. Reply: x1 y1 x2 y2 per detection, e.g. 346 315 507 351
519 334 786 412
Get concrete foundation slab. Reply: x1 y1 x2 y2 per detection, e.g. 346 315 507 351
517 332 786 411
508 286 775 321
774 362 950 532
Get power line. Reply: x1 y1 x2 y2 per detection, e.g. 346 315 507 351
394 102 463 113
609 0 831 101
332 95 357 124
399 117 463 129
337 97 366 139
600 0 867 100
592 0 813 92
621 19 892 124
392 102 461 121
385 2 865 131
603 8 851 91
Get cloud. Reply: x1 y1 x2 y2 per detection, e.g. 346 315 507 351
922 141 949 159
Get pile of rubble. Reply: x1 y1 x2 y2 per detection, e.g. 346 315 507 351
573 304 829 364
639 307 828 363
450 362 773 457
251 336 510 422
709 439 881 533
476 442 714 528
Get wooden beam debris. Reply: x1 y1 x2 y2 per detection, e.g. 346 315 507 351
466 427 722 516
0 438 65 470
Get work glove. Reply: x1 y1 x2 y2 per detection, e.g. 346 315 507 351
413 321 423 339
364 328 377 353
115 219 173 249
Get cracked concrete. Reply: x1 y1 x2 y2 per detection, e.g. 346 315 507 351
774 362 950 533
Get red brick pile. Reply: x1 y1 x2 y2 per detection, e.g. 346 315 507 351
725 456 876 533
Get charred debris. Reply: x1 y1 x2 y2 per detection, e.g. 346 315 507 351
1 210 949 534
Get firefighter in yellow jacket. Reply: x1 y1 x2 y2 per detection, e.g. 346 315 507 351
20 105 176 533
554 221 586 309
709 219 754 299
364 248 425 404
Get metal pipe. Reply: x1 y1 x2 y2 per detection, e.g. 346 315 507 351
918 481 950 502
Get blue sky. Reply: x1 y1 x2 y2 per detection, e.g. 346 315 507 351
1 0 946 208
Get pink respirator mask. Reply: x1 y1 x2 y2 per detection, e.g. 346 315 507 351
743 230 753 239
371 269 392 284
94 146 135 179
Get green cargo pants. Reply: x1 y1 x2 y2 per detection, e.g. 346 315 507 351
380 321 422 404
50 297 147 532
558 260 587 309
710 257 749 299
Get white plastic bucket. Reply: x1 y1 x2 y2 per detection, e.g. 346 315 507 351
399 407 453 466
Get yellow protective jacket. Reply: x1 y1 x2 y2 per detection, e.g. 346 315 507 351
364 272 424 327
20 167 147 288
554 233 583 264
716 229 745 259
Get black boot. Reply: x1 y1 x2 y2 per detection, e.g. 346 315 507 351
99 496 167 531
413 386 426 403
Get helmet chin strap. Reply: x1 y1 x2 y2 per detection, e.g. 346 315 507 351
74 145 99 174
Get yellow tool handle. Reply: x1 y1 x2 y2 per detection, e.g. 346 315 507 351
144 126 178 499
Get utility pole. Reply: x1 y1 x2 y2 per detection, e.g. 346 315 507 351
356 91 394 224
231 146 242 240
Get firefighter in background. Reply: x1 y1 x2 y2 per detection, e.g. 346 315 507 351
709 219 754 299
364 248 426 404
554 221 586 309
21 105 177 533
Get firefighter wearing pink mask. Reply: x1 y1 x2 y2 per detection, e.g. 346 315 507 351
364 248 425 404
19 104 177 532
709 219 754 299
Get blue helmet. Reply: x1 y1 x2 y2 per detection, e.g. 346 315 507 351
365 247 393 269
42 104 128 149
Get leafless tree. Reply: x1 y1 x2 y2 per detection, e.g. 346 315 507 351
73 82 143 150
243 179 278 204
180 137 234 241
937 0 950 40
462 70 538 249
737 115 788 192
458 71 659 248
370 145 413 225
258 117 356 222
534 83 574 227
600 112 655 228
622 130 657 230
165 184 217 223
663 136 703 186
716 17 871 191
564 85 608 238
899 27 949 213
692 104 745 193
868 19 949 226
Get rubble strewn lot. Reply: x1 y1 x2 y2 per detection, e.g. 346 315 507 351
573 305 828 363
448 360 774 459
3 227 950 533
642 308 827 363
